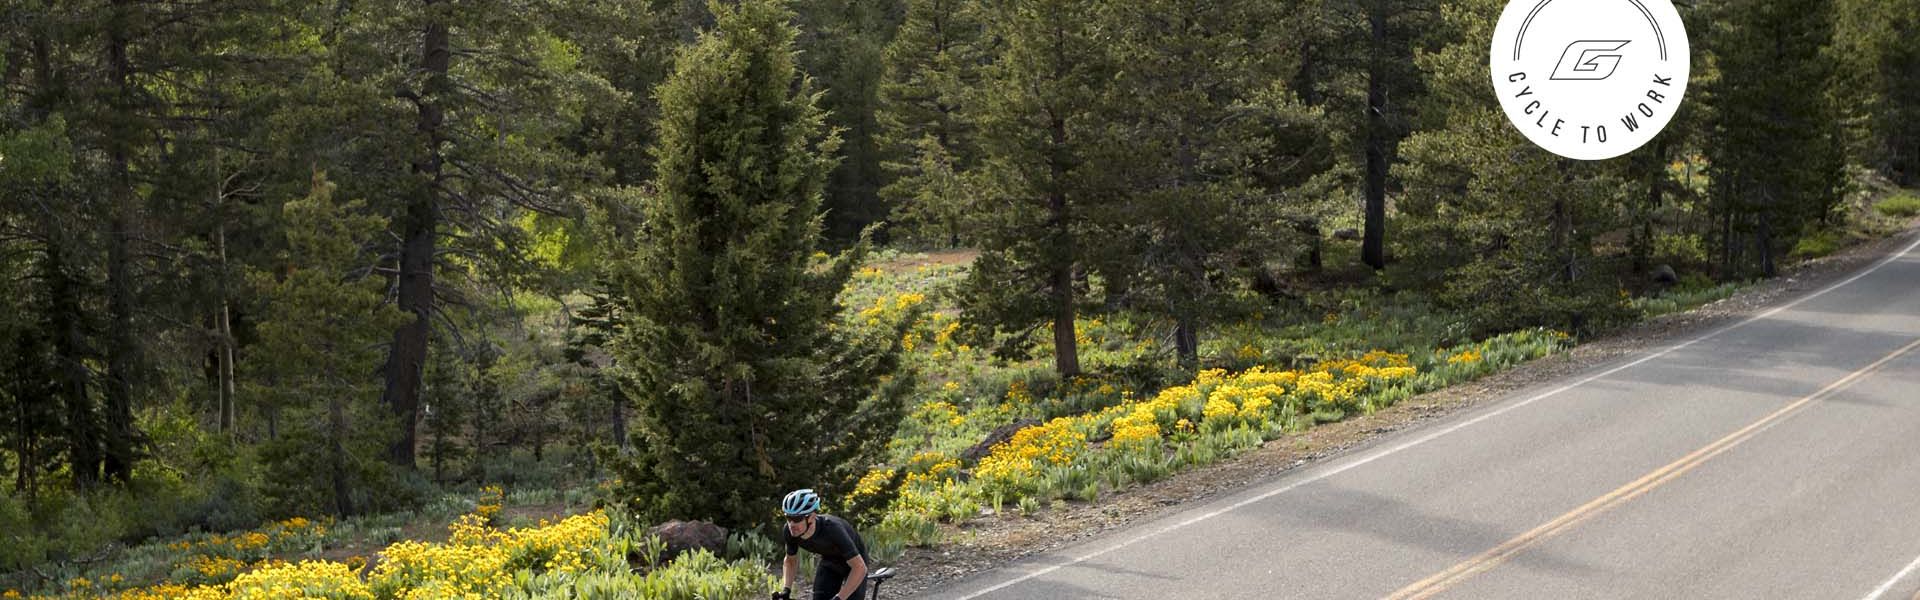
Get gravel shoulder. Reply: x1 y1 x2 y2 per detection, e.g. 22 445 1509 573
878 223 1920 599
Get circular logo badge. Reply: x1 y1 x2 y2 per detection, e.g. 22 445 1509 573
1490 0 1690 160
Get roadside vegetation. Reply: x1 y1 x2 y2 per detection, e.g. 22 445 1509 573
3 0 1916 596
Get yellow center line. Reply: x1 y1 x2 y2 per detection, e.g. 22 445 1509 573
1388 337 1920 600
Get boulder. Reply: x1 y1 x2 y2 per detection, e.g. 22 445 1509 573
649 520 728 563
962 419 1041 463
1333 228 1361 241
1651 264 1678 285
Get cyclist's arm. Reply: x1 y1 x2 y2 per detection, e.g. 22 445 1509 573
832 555 867 600
780 553 797 596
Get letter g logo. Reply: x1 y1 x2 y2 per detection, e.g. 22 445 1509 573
1550 40 1630 80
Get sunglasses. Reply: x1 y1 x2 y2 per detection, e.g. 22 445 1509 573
784 514 811 523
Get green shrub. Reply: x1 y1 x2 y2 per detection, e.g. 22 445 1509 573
723 531 781 564
872 510 941 551
504 549 773 600
1018 496 1042 516
1875 192 1920 218
1791 229 1845 259
1654 233 1709 266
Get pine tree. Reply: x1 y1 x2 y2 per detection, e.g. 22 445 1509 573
1874 3 1920 185
1096 0 1328 368
1832 0 1920 184
794 0 902 244
0 120 80 497
1395 0 1629 335
295 0 620 468
875 0 988 247
603 0 912 529
245 172 409 517
1291 0 1437 271
562 0 698 187
956 0 1113 378
1704 0 1846 276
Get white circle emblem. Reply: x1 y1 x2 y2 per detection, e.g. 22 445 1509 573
1490 0 1690 160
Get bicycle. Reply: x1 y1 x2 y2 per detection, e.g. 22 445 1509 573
864 565 898 599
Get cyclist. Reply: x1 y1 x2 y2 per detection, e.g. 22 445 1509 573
775 488 870 600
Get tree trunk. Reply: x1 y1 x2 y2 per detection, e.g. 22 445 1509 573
431 424 446 482
1758 211 1776 277
1554 159 1577 283
1293 218 1323 272
102 0 138 484
1102 271 1130 311
1174 316 1199 369
1296 33 1326 274
1361 2 1390 271
1728 196 1743 273
468 397 488 480
215 150 237 438
46 243 100 489
13 383 35 497
383 11 451 468
329 394 353 516
1632 140 1666 274
533 419 545 463
216 266 236 435
1295 38 1320 106
611 385 629 454
1047 115 1080 378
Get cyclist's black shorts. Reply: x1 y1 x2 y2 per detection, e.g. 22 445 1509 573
811 566 867 600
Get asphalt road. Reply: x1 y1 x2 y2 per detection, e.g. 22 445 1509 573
921 234 1920 600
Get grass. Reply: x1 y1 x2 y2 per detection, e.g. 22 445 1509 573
1791 228 1847 259
1876 191 1920 219
1631 281 1744 318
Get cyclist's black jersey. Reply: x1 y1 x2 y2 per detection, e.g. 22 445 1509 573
784 514 868 574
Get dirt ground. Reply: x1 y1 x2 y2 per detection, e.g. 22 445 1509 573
876 224 1920 599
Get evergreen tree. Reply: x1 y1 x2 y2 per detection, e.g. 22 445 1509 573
603 0 912 529
1832 0 1920 184
296 0 619 468
795 0 902 244
0 119 80 497
1395 0 1630 335
956 0 1113 378
1291 0 1437 271
244 172 409 516
564 0 698 187
1704 0 1846 276
875 0 988 247
1096 0 1328 368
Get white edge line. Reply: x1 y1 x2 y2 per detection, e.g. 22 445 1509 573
952 234 1920 600
1863 552 1920 600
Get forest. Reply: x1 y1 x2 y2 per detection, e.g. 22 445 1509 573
2 0 1917 596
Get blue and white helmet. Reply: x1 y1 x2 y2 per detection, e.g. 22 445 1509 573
782 488 821 516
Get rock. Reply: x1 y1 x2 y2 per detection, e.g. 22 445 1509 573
648 520 728 564
1333 228 1361 241
1651 264 1678 284
962 419 1041 463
